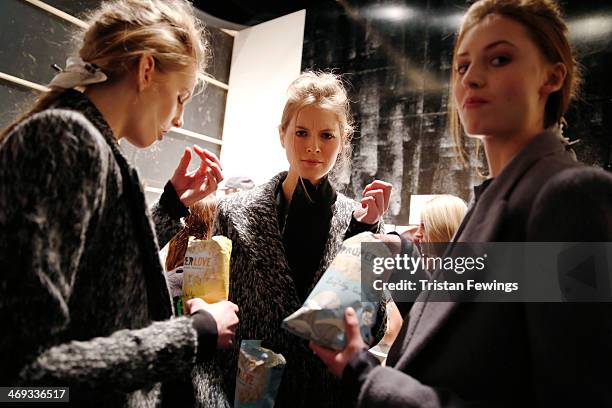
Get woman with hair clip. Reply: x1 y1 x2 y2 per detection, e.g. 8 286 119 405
200 71 392 408
312 0 612 406
0 1 239 406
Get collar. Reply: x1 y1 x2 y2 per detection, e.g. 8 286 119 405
50 89 118 148
472 128 572 204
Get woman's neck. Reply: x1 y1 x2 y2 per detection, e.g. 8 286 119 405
84 83 130 140
482 128 544 177
281 170 322 202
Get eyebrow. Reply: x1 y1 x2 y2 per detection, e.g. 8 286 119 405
295 125 335 132
457 40 517 57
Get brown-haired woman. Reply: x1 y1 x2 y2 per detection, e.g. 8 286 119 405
313 0 612 406
0 1 238 406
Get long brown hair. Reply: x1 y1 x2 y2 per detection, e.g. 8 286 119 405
1 0 209 141
165 197 218 271
448 0 581 162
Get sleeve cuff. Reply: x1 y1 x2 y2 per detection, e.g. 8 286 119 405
346 214 380 238
191 309 218 362
342 348 381 405
159 181 189 220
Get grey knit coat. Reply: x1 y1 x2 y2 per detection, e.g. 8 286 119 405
0 90 202 407
195 173 384 408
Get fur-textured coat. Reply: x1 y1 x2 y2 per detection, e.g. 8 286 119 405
196 172 384 408
0 89 202 407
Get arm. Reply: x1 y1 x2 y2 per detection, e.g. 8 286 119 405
523 167 612 405
151 181 188 249
345 168 612 408
312 311 510 408
0 113 215 389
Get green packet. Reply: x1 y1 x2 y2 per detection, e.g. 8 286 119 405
234 340 286 408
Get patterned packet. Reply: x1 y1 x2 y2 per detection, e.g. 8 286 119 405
282 232 391 350
234 340 286 408
182 235 232 305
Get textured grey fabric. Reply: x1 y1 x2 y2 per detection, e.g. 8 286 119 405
195 172 384 408
0 90 201 407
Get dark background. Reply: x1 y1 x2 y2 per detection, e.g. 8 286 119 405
203 0 612 224
2 0 610 223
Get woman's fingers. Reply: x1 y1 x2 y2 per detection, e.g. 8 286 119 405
193 145 223 171
364 189 384 215
364 180 392 212
173 147 192 178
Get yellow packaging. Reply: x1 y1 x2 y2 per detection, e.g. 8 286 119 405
182 235 232 304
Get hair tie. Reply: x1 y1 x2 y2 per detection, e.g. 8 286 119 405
48 57 108 89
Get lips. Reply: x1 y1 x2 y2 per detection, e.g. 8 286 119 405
301 159 323 165
463 96 489 109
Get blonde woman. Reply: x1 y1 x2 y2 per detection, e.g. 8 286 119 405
0 1 238 406
415 195 468 257
203 71 392 408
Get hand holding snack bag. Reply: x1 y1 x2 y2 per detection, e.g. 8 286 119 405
182 235 232 305
234 340 286 408
282 232 391 350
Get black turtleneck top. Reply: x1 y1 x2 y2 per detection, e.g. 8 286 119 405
275 175 377 301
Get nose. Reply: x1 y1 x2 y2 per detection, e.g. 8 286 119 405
461 63 485 89
306 135 321 153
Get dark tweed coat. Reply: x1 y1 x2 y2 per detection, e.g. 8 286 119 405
194 172 384 408
0 90 203 407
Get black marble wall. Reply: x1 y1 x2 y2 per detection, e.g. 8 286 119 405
0 0 233 204
302 0 612 225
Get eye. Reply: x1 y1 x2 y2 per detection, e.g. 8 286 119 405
322 132 336 140
295 129 307 137
456 63 469 75
491 55 511 66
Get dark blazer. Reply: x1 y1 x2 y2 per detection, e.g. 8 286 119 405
353 130 612 407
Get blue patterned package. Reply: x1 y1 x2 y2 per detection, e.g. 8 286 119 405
234 340 286 408
282 232 391 350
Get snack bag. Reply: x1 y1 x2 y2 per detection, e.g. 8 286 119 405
282 232 390 350
234 340 286 408
182 235 231 305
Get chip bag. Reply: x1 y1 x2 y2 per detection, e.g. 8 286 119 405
182 235 231 305
234 340 286 408
282 232 391 350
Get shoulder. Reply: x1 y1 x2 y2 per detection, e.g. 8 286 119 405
218 175 282 212
0 109 112 196
527 166 612 241
3 108 109 165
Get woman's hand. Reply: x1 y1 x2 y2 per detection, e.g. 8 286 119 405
309 307 367 377
186 298 239 349
353 180 393 225
171 145 223 207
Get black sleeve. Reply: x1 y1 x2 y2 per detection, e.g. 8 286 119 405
345 214 380 239
191 310 219 362
342 348 381 405
158 180 190 220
